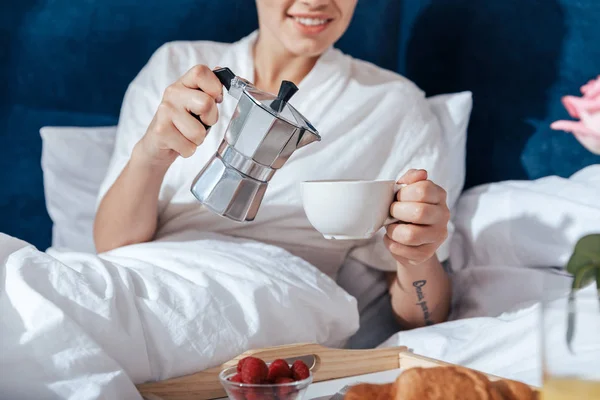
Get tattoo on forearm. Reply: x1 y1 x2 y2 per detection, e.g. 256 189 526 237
413 280 434 326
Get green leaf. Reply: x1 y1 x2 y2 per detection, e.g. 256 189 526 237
566 234 600 289
564 234 600 352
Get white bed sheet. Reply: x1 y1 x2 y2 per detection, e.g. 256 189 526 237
2 165 599 397
379 283 600 387
379 164 600 386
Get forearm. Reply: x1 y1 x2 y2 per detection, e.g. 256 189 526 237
389 255 451 329
93 144 169 253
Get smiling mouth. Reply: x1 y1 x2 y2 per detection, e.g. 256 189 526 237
291 16 332 27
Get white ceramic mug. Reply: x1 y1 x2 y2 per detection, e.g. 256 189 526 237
301 179 402 240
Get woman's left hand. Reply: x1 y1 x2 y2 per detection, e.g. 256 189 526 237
384 169 450 266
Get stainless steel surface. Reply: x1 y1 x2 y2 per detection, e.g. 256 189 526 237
190 69 320 222
289 106 319 147
228 95 276 158
224 93 253 145
270 127 302 169
217 141 275 182
190 155 267 222
252 119 301 167
239 83 316 134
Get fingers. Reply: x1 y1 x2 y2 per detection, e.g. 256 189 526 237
390 202 449 225
561 96 583 119
153 111 197 158
397 169 428 185
397 180 447 204
386 222 448 246
142 64 224 164
383 235 438 265
550 120 597 135
163 84 219 127
179 64 224 102
384 170 451 266
170 108 208 146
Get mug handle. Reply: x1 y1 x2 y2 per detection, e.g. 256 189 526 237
383 183 406 226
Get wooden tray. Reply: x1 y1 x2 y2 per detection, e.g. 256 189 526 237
136 343 534 400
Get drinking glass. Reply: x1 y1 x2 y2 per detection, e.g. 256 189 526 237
540 287 600 399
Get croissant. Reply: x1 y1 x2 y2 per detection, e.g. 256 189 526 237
344 366 538 400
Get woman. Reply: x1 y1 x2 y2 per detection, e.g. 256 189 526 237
94 0 452 330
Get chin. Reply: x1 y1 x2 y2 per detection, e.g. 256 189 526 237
280 27 339 57
284 39 330 58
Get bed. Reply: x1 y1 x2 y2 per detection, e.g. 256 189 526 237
1 1 600 398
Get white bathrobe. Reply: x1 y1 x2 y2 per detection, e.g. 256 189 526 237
98 30 456 278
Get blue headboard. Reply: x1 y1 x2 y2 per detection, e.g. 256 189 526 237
2 0 599 250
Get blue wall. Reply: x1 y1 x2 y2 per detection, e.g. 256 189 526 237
1 0 599 250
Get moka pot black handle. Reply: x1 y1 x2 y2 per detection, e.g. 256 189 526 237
191 67 236 131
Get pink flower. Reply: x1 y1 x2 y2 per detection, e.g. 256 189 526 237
551 75 600 155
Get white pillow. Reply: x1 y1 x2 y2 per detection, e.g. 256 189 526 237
40 126 117 253
426 91 472 212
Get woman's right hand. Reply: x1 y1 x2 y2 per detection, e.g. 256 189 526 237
134 64 224 167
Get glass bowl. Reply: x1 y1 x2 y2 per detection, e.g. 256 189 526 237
219 364 313 400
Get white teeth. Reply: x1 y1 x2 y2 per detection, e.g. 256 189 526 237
294 17 328 26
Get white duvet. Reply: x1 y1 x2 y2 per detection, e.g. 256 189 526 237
2 166 599 398
0 231 358 400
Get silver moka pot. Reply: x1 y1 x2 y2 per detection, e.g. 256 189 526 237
190 67 321 222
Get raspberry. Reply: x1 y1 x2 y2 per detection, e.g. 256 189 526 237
237 356 251 373
241 356 269 384
267 359 293 382
245 390 260 400
229 373 243 383
275 377 295 397
291 360 310 381
275 377 295 384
